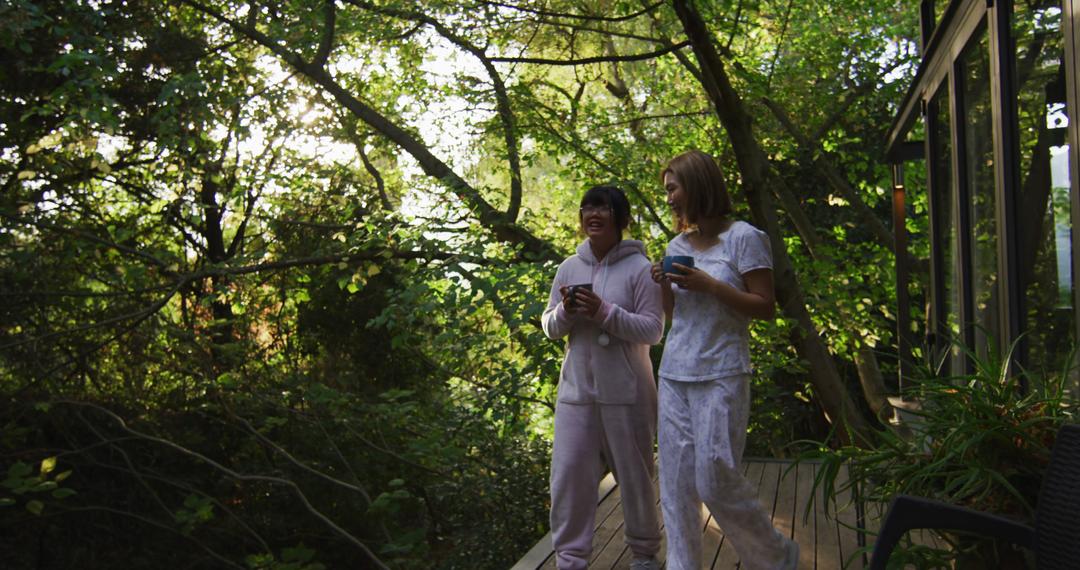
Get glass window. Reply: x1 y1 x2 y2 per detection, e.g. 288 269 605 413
929 86 960 374
1013 1 1075 380
959 27 998 364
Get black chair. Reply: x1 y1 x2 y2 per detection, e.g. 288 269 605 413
868 423 1080 569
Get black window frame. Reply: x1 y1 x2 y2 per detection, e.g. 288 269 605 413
887 0 1080 378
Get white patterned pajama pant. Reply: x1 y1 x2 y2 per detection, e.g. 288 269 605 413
659 375 789 570
550 398 661 570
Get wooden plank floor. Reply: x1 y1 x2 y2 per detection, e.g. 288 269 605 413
511 458 940 570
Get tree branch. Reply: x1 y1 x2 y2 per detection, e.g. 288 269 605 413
343 0 524 222
179 247 492 282
764 0 795 88
180 0 559 261
589 110 711 128
478 0 664 22
56 401 392 570
53 506 247 569
490 40 689 65
532 22 676 45
71 454 273 553
0 285 175 299
229 412 377 503
356 140 392 211
812 72 885 141
311 0 336 68
762 96 896 253
1 212 174 272
312 417 393 540
0 285 177 351
530 117 674 238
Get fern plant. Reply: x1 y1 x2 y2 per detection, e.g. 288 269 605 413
802 338 1079 568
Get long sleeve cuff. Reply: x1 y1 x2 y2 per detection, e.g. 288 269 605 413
593 300 613 324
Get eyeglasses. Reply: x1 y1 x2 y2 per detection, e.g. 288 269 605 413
579 205 612 216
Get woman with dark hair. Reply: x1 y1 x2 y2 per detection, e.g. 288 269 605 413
541 185 663 570
651 150 799 570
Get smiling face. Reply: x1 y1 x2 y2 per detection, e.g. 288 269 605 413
664 171 688 223
578 185 630 250
660 150 732 232
580 201 618 246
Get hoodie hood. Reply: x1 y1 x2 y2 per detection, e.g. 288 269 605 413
575 239 647 266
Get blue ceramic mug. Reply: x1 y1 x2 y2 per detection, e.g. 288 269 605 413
662 255 695 275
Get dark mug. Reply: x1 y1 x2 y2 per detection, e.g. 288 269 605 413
566 283 592 307
662 255 695 275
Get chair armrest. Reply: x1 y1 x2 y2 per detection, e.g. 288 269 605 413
868 494 1035 570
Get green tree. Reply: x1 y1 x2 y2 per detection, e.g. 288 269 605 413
1 0 929 567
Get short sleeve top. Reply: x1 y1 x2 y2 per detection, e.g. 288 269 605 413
658 221 773 382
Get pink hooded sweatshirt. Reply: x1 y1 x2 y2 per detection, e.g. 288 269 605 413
541 239 664 405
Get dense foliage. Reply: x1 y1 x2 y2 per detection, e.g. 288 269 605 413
1 0 925 568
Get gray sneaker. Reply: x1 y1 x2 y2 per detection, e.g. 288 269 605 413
629 556 661 570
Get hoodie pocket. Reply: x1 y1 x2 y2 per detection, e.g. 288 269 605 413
591 341 645 404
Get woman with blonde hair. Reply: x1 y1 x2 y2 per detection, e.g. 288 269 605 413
651 150 799 570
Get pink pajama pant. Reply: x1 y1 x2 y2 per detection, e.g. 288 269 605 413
549 395 661 569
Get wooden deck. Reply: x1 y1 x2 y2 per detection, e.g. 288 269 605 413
512 458 936 569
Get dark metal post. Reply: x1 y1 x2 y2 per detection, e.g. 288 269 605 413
987 0 1024 377
921 0 937 51
925 97 947 365
1064 0 1080 386
951 58 976 375
893 163 911 392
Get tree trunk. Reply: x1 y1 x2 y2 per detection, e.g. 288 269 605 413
672 0 873 445
199 167 236 373
854 343 891 421
753 101 896 421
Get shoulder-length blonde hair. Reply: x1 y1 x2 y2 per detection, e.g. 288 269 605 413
661 150 732 231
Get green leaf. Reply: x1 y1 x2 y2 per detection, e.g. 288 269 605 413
244 553 274 568
40 457 57 476
51 488 76 499
217 372 239 388
7 461 32 481
26 500 43 515
32 481 57 492
281 544 316 563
